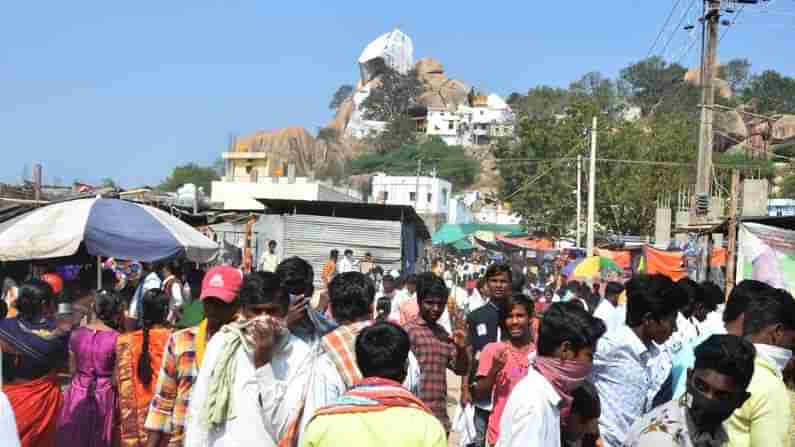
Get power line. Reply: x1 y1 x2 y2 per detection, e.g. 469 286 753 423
658 0 700 59
719 4 746 43
648 0 686 57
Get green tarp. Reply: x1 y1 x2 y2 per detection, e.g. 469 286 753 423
432 223 526 245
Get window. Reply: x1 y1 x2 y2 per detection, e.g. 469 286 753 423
383 191 389 201
448 121 454 130
442 188 448 204
427 193 433 203
409 192 416 201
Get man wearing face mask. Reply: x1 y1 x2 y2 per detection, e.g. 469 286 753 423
498 302 606 447
726 288 795 447
625 334 755 447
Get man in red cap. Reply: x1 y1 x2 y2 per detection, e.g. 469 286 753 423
144 265 242 447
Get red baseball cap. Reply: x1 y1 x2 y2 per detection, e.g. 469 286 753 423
200 266 243 303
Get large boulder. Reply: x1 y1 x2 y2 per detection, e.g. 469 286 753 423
772 115 795 144
714 109 748 151
684 67 732 99
416 57 444 76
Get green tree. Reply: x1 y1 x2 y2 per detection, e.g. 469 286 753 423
620 56 699 117
159 163 220 194
99 178 117 189
329 84 354 111
779 175 795 198
496 99 700 236
507 86 570 120
367 116 417 154
317 127 339 143
361 68 422 122
351 137 478 191
719 58 751 96
568 72 624 116
742 70 795 114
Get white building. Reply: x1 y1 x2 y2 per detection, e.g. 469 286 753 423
474 203 522 225
425 94 515 147
211 176 363 210
769 198 795 217
448 197 474 224
371 174 451 216
348 29 414 139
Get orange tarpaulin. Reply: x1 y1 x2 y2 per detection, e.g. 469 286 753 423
711 247 727 268
496 235 554 250
594 248 632 270
644 246 688 281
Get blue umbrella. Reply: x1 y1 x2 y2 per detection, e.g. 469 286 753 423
0 198 218 262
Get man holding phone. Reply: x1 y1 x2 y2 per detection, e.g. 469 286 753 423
276 257 337 344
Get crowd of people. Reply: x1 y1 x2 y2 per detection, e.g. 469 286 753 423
0 251 794 447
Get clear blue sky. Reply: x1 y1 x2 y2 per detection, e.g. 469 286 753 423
1 0 792 187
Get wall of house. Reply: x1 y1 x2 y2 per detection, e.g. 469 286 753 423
371 175 451 215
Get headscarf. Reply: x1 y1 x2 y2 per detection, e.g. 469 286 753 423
531 353 591 425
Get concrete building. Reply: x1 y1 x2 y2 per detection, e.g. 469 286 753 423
424 94 515 147
371 174 452 232
448 196 474 224
769 198 795 217
474 203 522 225
212 176 362 210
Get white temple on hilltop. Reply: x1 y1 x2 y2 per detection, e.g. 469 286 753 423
347 29 414 138
358 29 414 82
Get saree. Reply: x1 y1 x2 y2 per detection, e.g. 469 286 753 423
4 374 62 447
0 317 67 447
116 327 172 447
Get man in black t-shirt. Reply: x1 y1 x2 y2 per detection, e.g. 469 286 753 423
462 263 512 447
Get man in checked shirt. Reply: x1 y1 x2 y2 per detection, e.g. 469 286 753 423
144 266 242 447
404 272 469 433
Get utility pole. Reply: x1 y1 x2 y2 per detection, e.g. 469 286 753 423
587 116 597 257
415 159 422 211
695 0 721 217
725 170 740 299
576 155 582 248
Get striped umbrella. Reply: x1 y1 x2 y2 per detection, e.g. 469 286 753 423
0 198 218 262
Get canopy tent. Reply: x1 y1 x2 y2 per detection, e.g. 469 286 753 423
450 239 475 252
432 223 525 245
0 198 218 263
496 235 554 251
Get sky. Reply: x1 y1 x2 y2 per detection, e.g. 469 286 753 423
2 0 793 187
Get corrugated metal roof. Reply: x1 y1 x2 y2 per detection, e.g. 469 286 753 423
254 198 430 239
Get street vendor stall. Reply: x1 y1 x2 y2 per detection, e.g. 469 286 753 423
0 198 218 289
0 197 218 263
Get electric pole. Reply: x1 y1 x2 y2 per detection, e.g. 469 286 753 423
587 117 597 257
695 0 721 218
415 159 422 211
576 154 582 248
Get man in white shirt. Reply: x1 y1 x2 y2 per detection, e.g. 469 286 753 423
593 282 624 333
498 302 606 447
337 249 357 274
128 262 162 321
299 272 421 440
161 261 185 324
589 274 688 447
184 271 311 447
259 240 281 273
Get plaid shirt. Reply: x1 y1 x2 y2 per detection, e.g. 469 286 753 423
144 325 200 447
404 317 462 432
